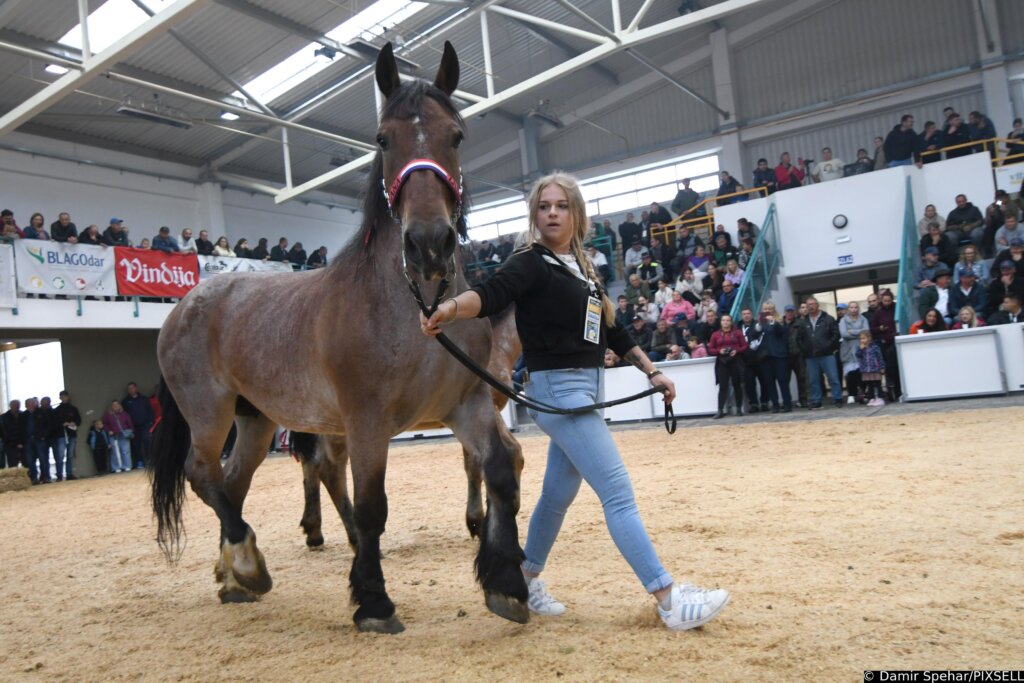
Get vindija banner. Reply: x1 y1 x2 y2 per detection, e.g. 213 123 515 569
113 247 199 297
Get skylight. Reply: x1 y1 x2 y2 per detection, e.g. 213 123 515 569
47 0 170 74
233 0 427 104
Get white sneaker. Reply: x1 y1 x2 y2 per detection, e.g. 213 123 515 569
658 583 730 631
847 395 856 404
526 578 566 616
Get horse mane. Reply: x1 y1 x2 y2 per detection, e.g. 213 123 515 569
336 80 470 271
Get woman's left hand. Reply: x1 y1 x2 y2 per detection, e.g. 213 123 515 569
651 373 675 404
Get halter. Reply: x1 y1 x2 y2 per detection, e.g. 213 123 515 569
382 158 464 225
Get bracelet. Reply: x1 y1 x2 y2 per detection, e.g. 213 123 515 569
449 297 459 321
646 369 663 379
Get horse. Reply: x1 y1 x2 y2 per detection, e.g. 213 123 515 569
292 305 521 548
150 41 529 634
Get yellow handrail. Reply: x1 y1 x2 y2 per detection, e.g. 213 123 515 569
648 186 767 244
920 136 1001 159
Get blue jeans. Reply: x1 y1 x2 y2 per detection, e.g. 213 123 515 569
26 437 50 482
806 354 842 404
112 436 132 471
887 158 913 168
523 368 673 593
54 436 76 478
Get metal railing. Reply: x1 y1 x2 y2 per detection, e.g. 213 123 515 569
920 136 1024 167
895 176 918 336
650 186 769 244
730 203 779 320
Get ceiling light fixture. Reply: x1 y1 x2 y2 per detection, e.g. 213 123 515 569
45 64 70 75
220 111 240 121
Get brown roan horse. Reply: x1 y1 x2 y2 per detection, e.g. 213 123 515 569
150 41 528 633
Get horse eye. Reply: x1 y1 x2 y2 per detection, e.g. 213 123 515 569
453 132 464 149
376 133 388 151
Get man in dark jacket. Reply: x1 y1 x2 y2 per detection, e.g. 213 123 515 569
1 399 25 468
784 305 809 408
23 398 48 484
968 111 997 155
122 383 154 469
270 237 289 262
195 229 215 256
671 179 701 218
102 218 130 247
945 194 984 251
54 390 82 480
798 297 842 408
739 307 766 413
986 262 1024 318
942 113 972 159
38 396 58 480
751 158 776 194
883 114 922 167
628 315 653 353
617 213 642 255
648 202 672 228
987 293 1024 325
948 270 986 319
50 212 79 243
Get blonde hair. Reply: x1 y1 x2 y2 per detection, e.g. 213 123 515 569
524 172 615 324
958 305 977 325
761 299 778 316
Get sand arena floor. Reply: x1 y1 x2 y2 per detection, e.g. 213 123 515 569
0 407 1021 681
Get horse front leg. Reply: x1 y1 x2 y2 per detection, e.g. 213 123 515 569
319 435 358 551
347 433 402 634
448 395 528 624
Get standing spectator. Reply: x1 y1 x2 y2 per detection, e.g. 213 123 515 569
39 396 59 481
863 292 880 324
671 179 701 219
689 307 720 345
195 229 215 255
738 307 765 413
212 237 235 257
103 401 134 473
50 212 78 243
586 245 610 282
270 237 289 262
919 223 958 267
774 152 804 191
851 148 874 175
233 238 252 259
967 111 997 154
648 202 672 228
949 269 987 317
883 114 922 167
23 398 48 484
179 228 197 253
23 213 49 240
798 296 842 409
942 112 972 158
1006 118 1024 159
855 331 886 406
950 306 985 330
53 390 81 480
647 236 672 279
122 383 153 470
811 147 845 182
152 226 180 253
251 237 270 260
871 136 887 170
737 238 755 270
986 266 1024 318
758 301 792 413
917 204 946 238
87 420 110 474
736 218 759 243
1 209 21 238
1 400 25 468
751 158 776 194
78 225 103 246
839 302 870 403
991 238 1024 279
103 218 130 247
946 194 985 250
709 314 748 419
987 293 1024 325
869 289 900 401
618 212 643 253
715 171 739 205
919 121 943 163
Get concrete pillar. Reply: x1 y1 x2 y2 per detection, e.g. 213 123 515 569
973 0 1013 135
710 28 743 185
196 181 227 240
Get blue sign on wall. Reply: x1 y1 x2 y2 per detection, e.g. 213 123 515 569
838 254 854 266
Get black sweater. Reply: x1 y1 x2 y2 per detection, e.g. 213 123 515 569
472 244 635 371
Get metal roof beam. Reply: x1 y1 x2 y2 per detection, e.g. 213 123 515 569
0 0 212 138
495 14 619 87
488 5 611 45
624 48 727 118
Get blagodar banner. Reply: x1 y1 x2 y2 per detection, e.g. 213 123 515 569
114 247 199 297
13 241 118 296
197 254 293 279
0 244 17 308
995 162 1024 194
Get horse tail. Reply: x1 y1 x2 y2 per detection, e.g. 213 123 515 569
149 376 191 563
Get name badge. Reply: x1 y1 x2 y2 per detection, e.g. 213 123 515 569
584 296 602 345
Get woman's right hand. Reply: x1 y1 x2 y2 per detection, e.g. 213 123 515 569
420 299 457 337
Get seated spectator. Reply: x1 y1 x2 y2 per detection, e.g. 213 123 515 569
287 243 308 268
180 228 197 253
950 305 984 330
685 243 710 274
872 136 886 170
624 273 651 306
987 293 1024 325
712 223 732 246
954 244 988 285
855 331 886 406
582 244 608 282
968 110 997 154
270 237 289 261
251 237 270 260
660 289 695 324
1 209 21 238
592 219 617 264
672 312 692 346
22 212 49 240
477 239 498 264
982 190 1023 258
919 222 957 267
703 263 724 298
628 314 653 352
751 158 776 194
991 237 1024 280
635 295 660 326
623 239 649 275
919 121 943 163
994 215 1022 255
918 266 953 322
949 269 987 317
711 233 738 266
50 212 78 243
78 225 103 246
648 235 671 276
233 239 251 259
653 278 673 307
737 238 755 269
307 246 328 269
212 237 235 257
914 248 942 294
718 278 738 313
195 229 214 256
709 313 748 418
909 308 947 334
614 295 634 328
697 289 718 322
723 258 744 286
774 152 804 191
671 179 701 219
811 147 845 182
604 348 629 368
674 267 703 305
716 171 739 205
686 337 708 358
942 112 971 158
152 226 180 253
917 204 946 238
689 308 719 345
946 194 985 248
637 252 663 289
649 319 676 362
883 114 922 167
736 218 759 243
986 261 1024 318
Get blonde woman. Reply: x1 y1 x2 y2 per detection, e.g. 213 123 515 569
953 244 987 285
950 305 985 329
422 172 729 631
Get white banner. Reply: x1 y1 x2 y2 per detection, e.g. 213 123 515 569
14 241 117 296
0 243 16 308
197 254 293 279
995 162 1024 194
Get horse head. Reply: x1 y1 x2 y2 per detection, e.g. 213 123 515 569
376 41 465 282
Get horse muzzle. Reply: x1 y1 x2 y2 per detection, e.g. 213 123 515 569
403 220 456 281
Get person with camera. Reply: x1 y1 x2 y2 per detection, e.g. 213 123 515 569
758 301 792 413
774 152 805 191
708 313 748 419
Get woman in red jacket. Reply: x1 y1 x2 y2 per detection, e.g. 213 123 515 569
708 313 748 419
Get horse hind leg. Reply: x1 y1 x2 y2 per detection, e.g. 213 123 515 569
463 447 484 539
291 432 325 548
319 435 358 551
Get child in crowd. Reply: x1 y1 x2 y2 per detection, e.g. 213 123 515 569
687 337 709 358
87 419 110 474
855 331 886 406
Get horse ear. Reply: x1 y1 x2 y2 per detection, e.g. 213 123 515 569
432 41 459 97
375 42 401 99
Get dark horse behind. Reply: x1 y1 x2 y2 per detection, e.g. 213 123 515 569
149 42 528 633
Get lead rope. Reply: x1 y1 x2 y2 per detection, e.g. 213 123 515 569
408 277 676 435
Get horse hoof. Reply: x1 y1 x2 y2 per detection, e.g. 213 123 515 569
355 616 406 634
485 592 529 624
466 517 481 539
220 530 273 595
219 586 260 604
306 534 325 549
